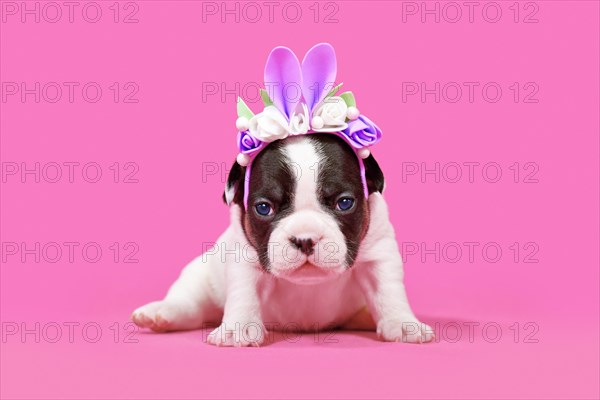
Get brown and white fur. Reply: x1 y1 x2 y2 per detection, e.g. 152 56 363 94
131 134 434 346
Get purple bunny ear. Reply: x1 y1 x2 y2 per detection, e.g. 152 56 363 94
264 46 302 120
301 43 337 112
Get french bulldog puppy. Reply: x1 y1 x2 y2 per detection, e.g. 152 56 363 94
131 133 434 346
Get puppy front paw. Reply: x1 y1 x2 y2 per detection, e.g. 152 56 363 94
377 318 435 343
131 301 179 332
207 320 266 347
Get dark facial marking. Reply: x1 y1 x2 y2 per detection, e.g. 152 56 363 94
243 141 296 270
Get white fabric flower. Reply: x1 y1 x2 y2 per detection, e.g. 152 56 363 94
289 103 310 135
311 96 348 132
248 105 290 142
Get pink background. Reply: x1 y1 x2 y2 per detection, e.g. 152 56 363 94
1 1 599 399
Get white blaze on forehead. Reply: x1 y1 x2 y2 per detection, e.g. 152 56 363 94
283 137 322 210
268 136 348 272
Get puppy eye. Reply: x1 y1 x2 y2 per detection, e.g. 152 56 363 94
336 197 355 211
255 202 274 216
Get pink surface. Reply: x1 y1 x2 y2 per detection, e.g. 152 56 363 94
1 1 599 399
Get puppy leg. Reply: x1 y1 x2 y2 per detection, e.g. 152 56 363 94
207 205 266 347
131 257 224 332
354 193 434 343
131 232 230 332
206 262 265 346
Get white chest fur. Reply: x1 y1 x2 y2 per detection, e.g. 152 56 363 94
258 270 367 331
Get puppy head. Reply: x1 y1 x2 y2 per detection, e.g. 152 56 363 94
224 134 384 284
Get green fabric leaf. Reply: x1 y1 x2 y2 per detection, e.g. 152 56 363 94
260 89 273 107
236 97 254 119
325 83 343 98
340 91 356 108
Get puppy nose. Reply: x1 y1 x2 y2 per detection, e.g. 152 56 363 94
289 236 315 255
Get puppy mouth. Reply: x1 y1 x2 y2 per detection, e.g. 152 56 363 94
278 262 342 285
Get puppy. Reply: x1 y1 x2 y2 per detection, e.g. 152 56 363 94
131 132 434 346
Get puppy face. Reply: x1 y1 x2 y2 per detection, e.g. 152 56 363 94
225 134 384 284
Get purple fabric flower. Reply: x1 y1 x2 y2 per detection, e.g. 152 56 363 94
237 130 264 154
341 115 382 148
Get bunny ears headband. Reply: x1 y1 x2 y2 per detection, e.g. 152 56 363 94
234 43 383 209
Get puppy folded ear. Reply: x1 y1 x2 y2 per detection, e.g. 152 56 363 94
222 160 246 206
363 154 385 194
